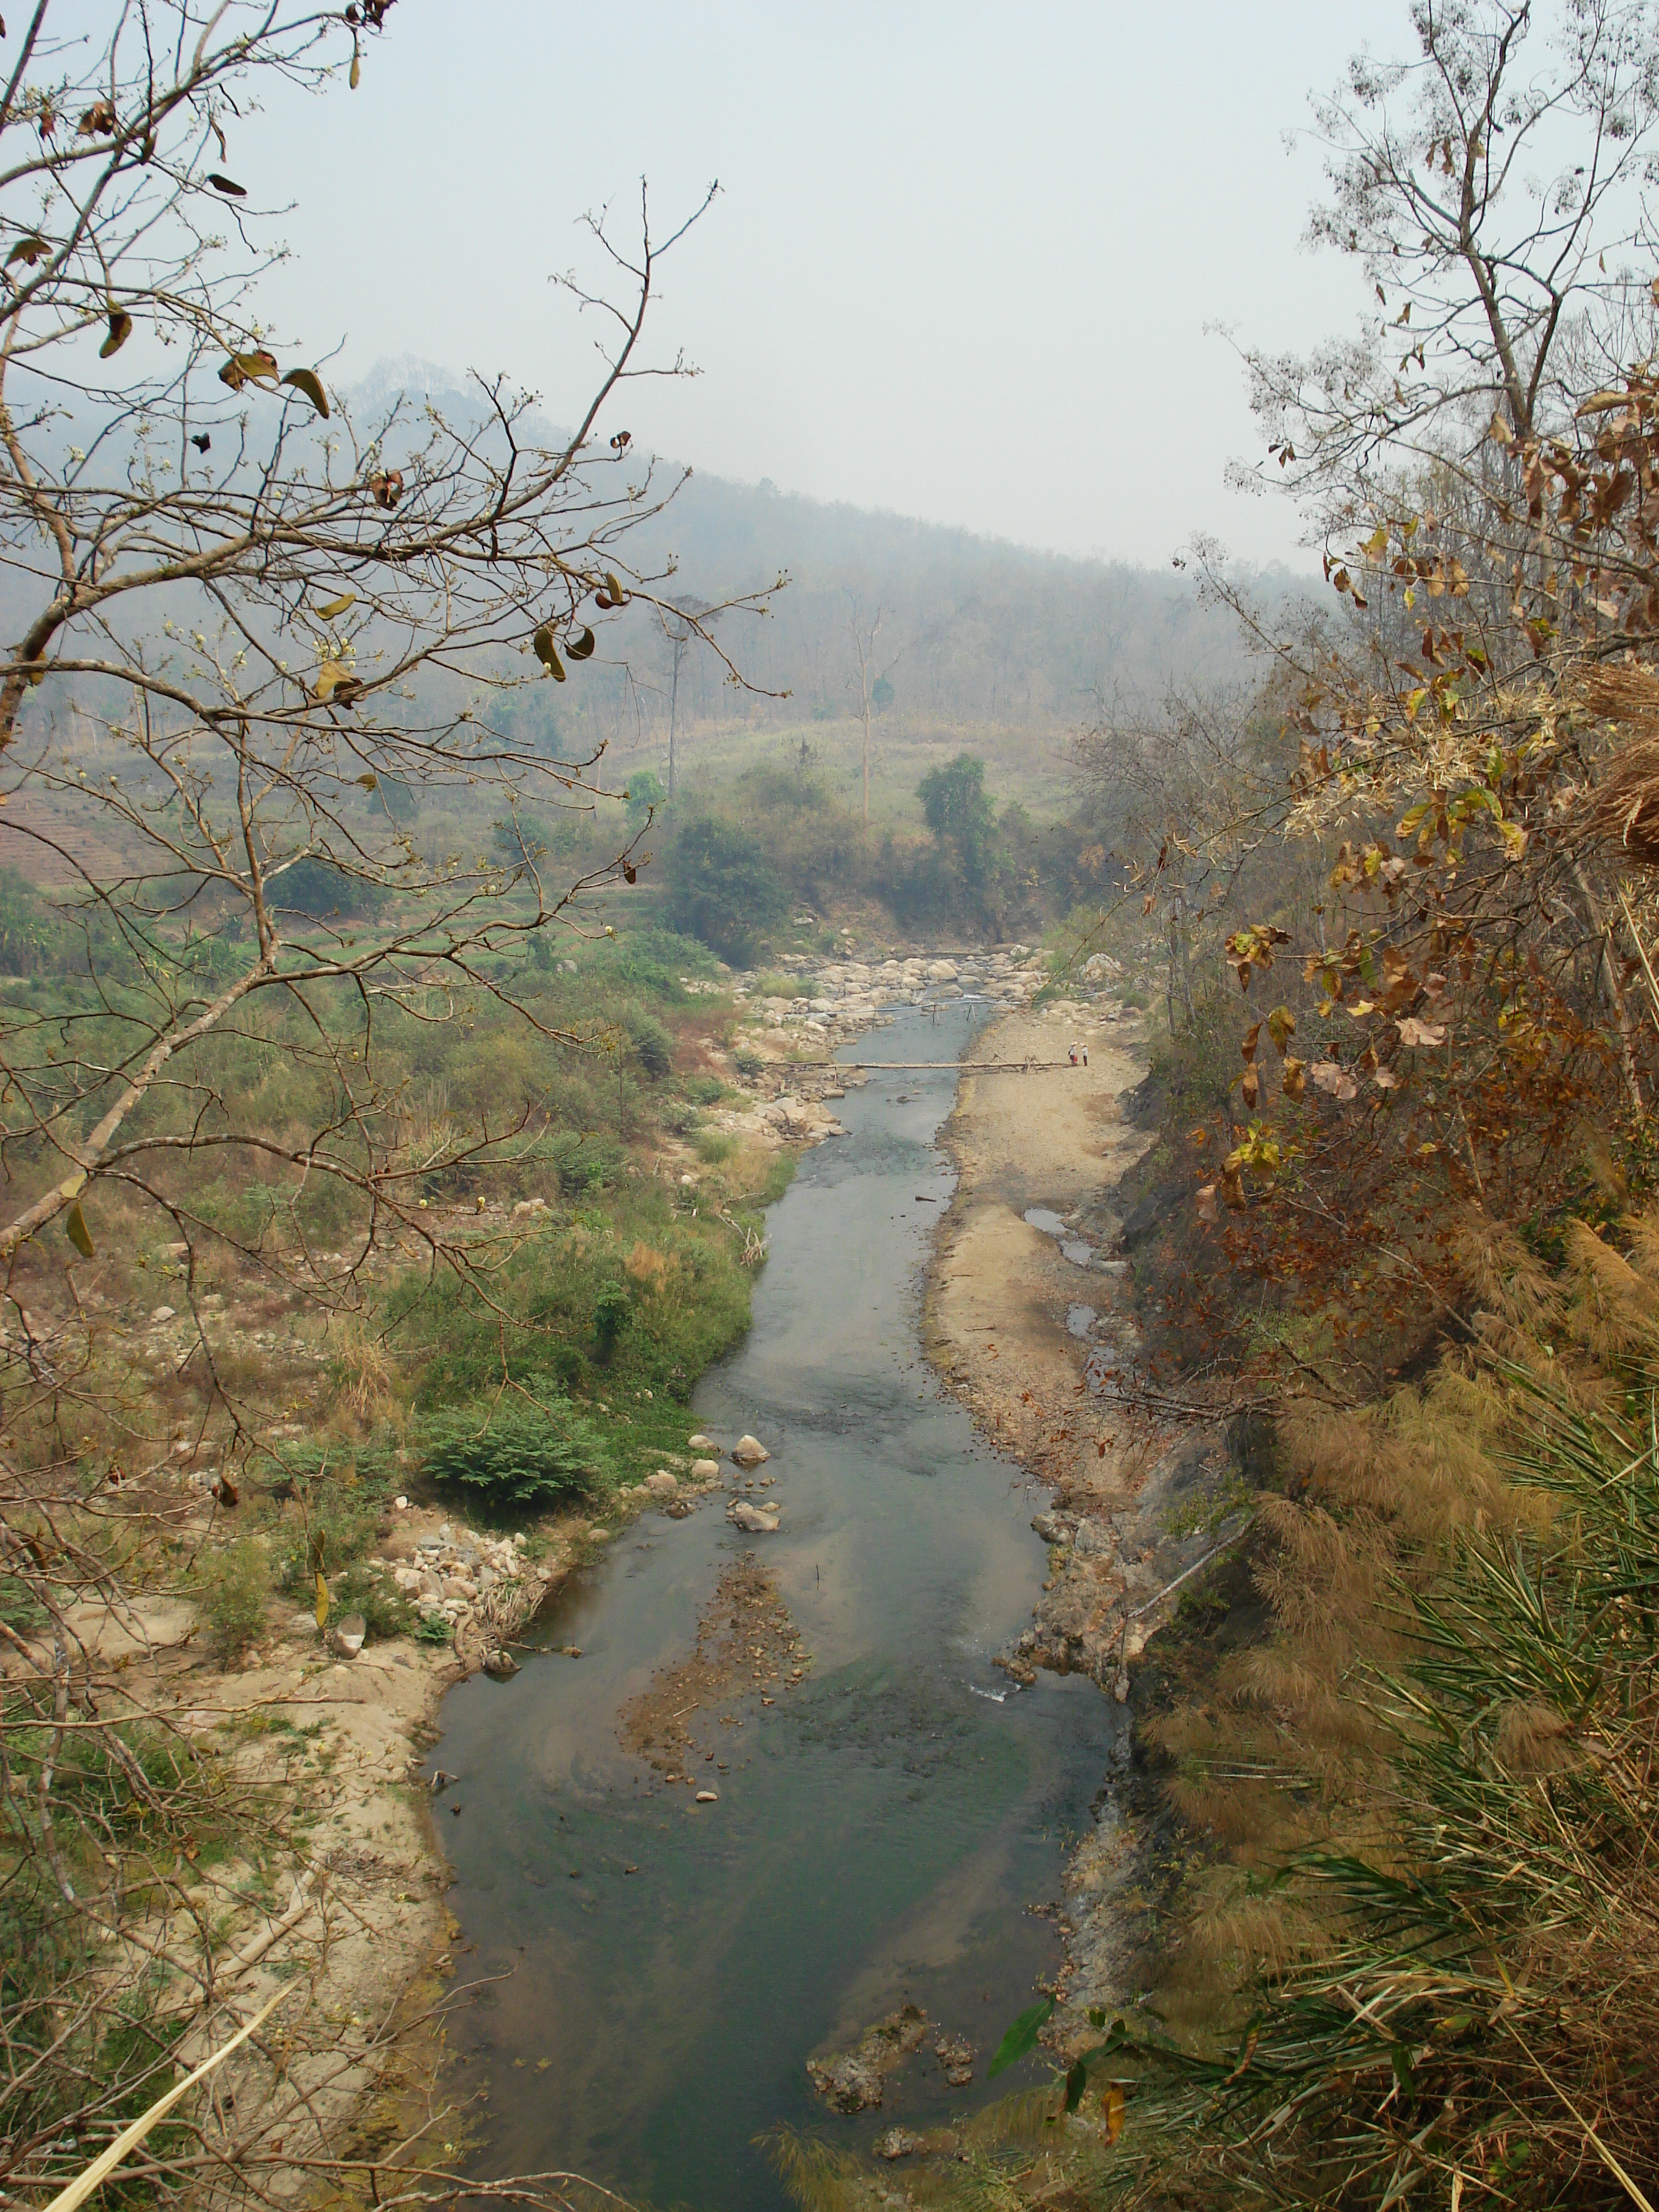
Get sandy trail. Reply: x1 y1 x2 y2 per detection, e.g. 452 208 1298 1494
928 1004 1153 1499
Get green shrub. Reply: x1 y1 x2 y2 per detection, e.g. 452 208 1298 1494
695 1130 737 1165
271 854 387 920
684 1074 727 1105
332 1560 414 1641
664 816 788 963
269 1450 390 1594
624 1005 674 1078
733 1048 763 1078
417 1397 616 1509
540 1129 623 1195
593 1284 631 1361
197 1539 268 1662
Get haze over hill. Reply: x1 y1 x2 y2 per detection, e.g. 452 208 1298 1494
356 361 1311 816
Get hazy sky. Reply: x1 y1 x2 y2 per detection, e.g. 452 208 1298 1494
246 1 1410 572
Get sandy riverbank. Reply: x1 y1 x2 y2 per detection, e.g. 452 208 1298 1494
925 1000 1233 2020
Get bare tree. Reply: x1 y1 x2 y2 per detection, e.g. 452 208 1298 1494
657 593 727 796
845 592 904 825
1241 0 1659 534
0 12 774 2203
0 7 774 1294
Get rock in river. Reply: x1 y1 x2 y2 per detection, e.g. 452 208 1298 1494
729 1499 780 1534
731 1434 770 1468
806 2005 930 2112
688 1432 717 1452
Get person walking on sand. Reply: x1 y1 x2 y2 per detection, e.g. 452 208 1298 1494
1069 1043 1079 1066
1081 1043 1089 1066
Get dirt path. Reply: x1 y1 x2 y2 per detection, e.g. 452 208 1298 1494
928 1003 1154 1499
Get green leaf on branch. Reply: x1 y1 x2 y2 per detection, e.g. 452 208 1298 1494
988 1997 1054 2078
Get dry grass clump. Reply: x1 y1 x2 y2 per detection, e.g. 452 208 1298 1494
1089 1204 1659 2210
1575 662 1659 865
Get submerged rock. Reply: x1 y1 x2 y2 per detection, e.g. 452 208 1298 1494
806 2005 930 2113
873 2130 920 2162
482 1648 520 1680
729 1500 780 1534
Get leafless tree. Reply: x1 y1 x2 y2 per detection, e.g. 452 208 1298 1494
844 592 904 825
0 11 773 2204
1239 0 1659 539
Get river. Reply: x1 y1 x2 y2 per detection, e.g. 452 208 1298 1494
431 1005 1120 2210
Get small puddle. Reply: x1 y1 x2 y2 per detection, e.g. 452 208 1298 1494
1066 1304 1097 1339
1023 1206 1094 1267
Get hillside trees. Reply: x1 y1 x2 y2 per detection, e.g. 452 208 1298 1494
1084 1 1659 1398
1056 9 1659 2203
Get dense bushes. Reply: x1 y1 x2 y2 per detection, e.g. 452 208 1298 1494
416 1397 616 1509
663 814 788 961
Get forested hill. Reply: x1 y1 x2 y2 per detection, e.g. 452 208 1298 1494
353 359 1309 746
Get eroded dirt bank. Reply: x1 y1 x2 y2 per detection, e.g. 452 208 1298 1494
925 1000 1234 2018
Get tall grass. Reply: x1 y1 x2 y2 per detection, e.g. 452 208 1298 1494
1087 1343 1659 2208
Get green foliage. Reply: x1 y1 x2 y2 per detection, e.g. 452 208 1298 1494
269 1445 395 1593
918 752 997 877
624 1004 674 1078
592 1283 631 1361
1108 1363 1659 2208
664 814 788 963
0 869 63 975
417 1396 616 1509
538 1128 624 1195
332 1559 414 1641
624 768 666 827
493 808 576 862
269 855 386 920
196 1538 269 1661
695 1129 737 1165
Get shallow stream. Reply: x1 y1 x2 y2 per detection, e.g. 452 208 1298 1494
431 1007 1119 2208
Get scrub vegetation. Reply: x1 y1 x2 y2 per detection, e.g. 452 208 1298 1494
766 4 1659 2209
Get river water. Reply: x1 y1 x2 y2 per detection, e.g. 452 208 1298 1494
431 1006 1119 2210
